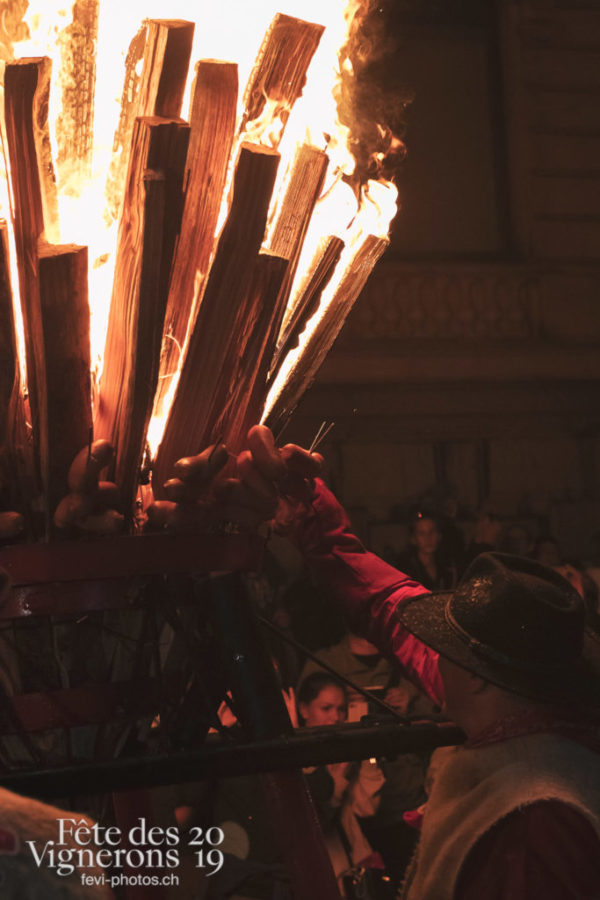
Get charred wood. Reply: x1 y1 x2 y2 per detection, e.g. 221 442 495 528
0 223 23 511
271 235 344 381
266 235 388 434
4 58 60 517
153 143 280 493
155 60 238 417
266 143 328 324
37 243 92 523
105 20 194 222
137 19 195 119
215 251 288 455
241 14 324 147
95 117 189 515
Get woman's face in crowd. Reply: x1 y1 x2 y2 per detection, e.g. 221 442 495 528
300 685 347 726
412 518 440 555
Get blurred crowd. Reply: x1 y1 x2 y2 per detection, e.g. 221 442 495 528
388 507 600 632
198 502 600 900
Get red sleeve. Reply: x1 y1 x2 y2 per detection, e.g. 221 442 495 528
455 800 600 900
293 478 444 706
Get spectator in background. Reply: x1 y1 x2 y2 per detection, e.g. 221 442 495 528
528 536 600 631
397 511 456 591
502 522 531 558
278 469 600 900
297 673 387 898
463 508 504 570
554 561 600 632
531 535 562 568
438 497 466 578
298 632 438 889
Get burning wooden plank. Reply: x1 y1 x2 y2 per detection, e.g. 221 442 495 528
137 20 195 118
209 147 329 453
105 20 194 222
0 223 22 511
153 143 280 494
266 235 389 434
95 117 190 514
240 14 324 146
38 243 92 522
213 251 289 455
0 223 37 533
271 235 345 379
267 144 328 311
4 58 60 513
55 0 100 188
155 60 238 417
4 59 60 245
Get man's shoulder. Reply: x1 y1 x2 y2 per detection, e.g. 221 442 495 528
430 733 600 833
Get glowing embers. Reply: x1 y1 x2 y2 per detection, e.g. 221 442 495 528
1 1 400 536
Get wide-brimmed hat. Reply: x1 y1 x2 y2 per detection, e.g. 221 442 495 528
399 552 600 709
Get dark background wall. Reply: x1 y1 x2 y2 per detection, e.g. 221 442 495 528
284 0 600 563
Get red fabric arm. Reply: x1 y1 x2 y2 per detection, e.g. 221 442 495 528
292 478 444 706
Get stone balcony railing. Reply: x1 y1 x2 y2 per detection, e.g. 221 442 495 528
319 259 600 384
341 260 600 343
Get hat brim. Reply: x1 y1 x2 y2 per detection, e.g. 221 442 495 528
398 589 600 711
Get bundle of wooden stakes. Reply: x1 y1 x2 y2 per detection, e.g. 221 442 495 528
0 14 389 540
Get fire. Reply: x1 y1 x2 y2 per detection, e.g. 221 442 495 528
263 177 398 422
3 0 400 509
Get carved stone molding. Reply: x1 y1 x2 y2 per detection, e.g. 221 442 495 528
345 263 537 340
343 261 600 344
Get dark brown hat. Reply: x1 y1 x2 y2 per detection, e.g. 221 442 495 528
399 552 600 709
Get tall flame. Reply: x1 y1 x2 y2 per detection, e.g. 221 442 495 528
6 0 400 455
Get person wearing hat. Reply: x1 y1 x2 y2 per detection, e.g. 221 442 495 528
265 469 600 900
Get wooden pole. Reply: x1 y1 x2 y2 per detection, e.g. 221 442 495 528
105 20 194 223
271 235 345 380
95 117 189 515
268 146 328 262
137 20 195 119
266 143 328 314
4 58 60 514
153 143 280 494
0 222 23 511
38 243 92 522
213 251 288 455
154 60 238 417
241 14 324 148
209 147 329 451
266 235 389 434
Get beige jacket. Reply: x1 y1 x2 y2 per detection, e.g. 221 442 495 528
401 733 600 900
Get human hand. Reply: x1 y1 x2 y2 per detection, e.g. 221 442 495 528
235 425 324 533
327 761 351 804
145 442 230 532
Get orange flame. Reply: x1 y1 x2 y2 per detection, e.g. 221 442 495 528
7 0 399 455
